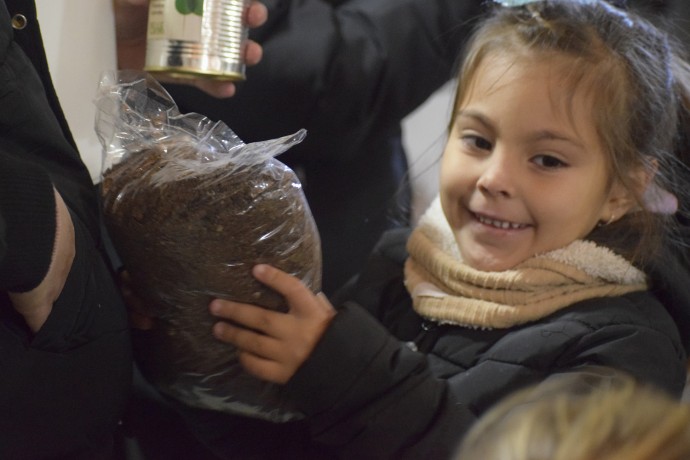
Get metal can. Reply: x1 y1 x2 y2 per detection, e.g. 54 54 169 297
144 0 249 81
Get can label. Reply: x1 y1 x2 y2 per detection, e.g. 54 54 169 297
145 0 248 81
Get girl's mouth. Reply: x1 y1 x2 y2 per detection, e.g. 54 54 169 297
474 212 529 230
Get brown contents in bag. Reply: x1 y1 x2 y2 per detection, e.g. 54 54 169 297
101 143 321 386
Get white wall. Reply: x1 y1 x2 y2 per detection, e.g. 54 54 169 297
402 81 454 223
36 0 116 182
37 1 453 220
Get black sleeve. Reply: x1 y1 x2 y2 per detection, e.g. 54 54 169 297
283 303 478 460
282 295 686 460
0 151 56 292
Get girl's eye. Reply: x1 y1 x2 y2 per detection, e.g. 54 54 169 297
462 135 493 151
532 154 567 169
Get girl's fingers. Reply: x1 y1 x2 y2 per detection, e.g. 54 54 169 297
213 320 282 359
252 265 310 305
237 352 292 384
250 265 336 323
210 300 281 335
209 266 336 384
315 292 334 313
213 320 293 383
252 264 292 289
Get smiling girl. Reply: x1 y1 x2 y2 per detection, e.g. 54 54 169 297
198 1 690 458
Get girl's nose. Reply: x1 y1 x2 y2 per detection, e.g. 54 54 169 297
476 151 514 198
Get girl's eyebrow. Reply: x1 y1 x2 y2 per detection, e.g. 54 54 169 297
456 110 493 131
456 109 584 148
529 130 584 148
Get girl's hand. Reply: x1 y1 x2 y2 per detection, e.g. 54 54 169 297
210 264 336 384
113 0 268 98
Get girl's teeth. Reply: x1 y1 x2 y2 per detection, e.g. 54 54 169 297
477 214 525 230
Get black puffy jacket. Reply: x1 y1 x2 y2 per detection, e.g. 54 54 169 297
176 227 689 460
280 228 690 459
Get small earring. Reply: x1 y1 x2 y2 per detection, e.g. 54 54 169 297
598 214 616 227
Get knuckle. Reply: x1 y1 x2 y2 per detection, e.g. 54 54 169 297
257 311 274 330
247 334 266 356
215 323 235 342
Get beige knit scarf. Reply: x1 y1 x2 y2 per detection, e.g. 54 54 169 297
404 198 648 329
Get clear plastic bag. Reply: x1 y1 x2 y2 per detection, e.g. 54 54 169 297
95 71 321 422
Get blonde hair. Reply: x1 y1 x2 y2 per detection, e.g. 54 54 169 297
449 0 690 266
455 369 690 460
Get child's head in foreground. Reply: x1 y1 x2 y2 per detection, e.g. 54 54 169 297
454 368 690 460
440 0 690 271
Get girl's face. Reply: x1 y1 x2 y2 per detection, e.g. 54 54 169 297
441 54 630 271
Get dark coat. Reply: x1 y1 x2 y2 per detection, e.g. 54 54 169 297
163 0 485 294
0 1 131 457
279 228 689 459
174 228 689 460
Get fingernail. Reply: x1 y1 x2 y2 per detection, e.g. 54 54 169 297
209 300 222 315
253 264 268 276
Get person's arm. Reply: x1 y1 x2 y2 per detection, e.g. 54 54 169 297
8 189 74 333
210 283 479 459
162 0 486 163
0 152 74 333
285 302 479 459
274 301 683 459
209 257 686 459
112 0 268 98
313 0 484 127
208 263 478 459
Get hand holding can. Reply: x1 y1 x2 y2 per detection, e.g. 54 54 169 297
145 0 250 81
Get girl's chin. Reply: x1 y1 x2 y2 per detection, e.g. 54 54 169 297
456 229 532 271
461 249 522 272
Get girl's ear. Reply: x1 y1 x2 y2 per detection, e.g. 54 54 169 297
600 181 637 225
599 164 653 224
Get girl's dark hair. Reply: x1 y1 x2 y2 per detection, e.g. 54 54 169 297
451 0 690 266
